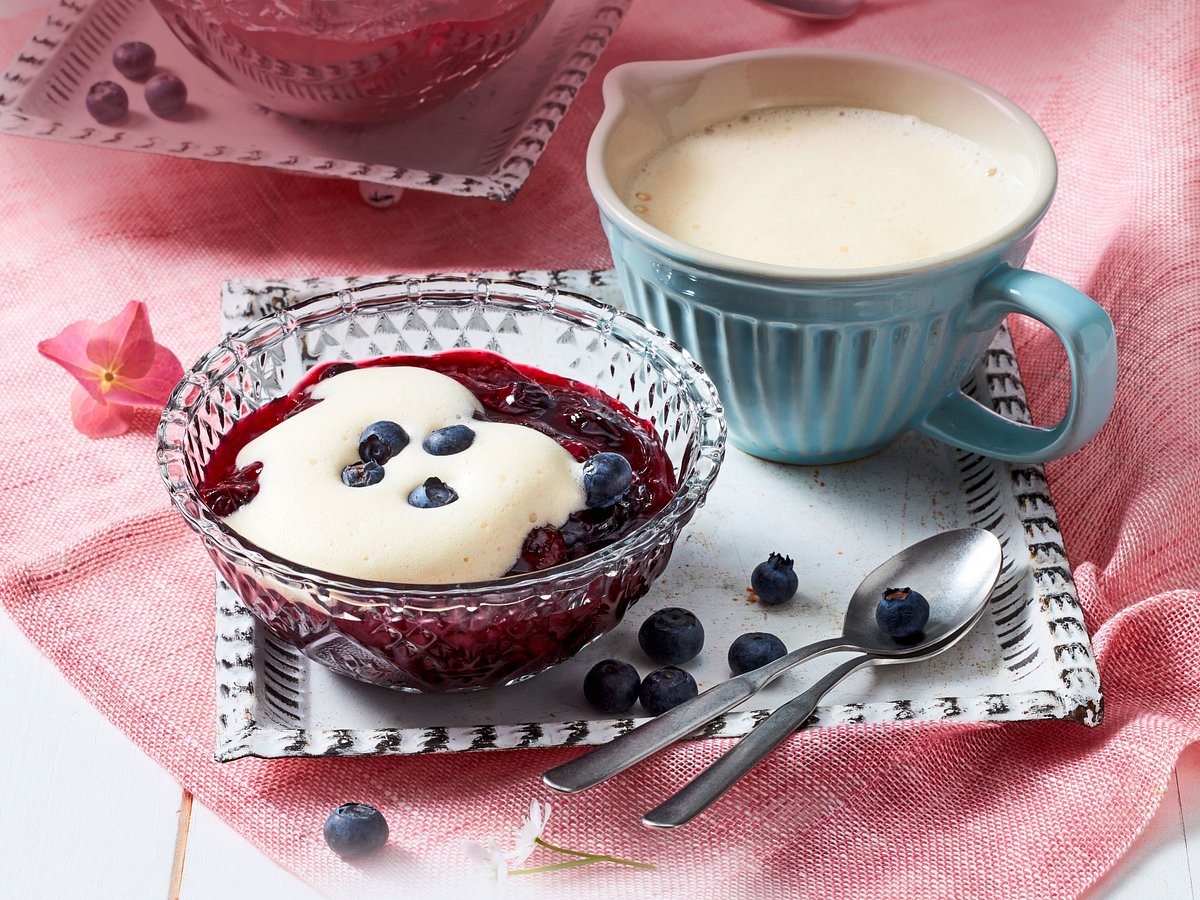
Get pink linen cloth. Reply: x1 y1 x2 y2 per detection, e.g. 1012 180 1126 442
2 0 1198 896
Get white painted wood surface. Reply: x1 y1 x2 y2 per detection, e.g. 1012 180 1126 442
0 607 1196 899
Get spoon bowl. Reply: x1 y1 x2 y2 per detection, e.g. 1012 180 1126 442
839 528 1004 652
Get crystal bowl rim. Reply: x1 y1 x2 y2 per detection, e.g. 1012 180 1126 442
156 276 727 608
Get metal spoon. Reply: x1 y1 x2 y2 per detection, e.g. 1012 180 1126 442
752 0 864 20
641 595 990 827
542 528 1002 795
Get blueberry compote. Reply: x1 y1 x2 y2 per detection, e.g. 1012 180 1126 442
200 350 677 580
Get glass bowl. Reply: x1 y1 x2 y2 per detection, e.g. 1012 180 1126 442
149 0 554 122
157 278 726 692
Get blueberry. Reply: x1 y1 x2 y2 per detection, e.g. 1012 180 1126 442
85 81 128 124
638 607 704 665
876 587 930 640
358 420 409 464
341 460 384 487
639 666 699 716
408 476 458 508
582 452 633 508
145 72 187 117
727 632 788 675
751 553 799 606
583 659 641 714
112 41 156 80
322 803 388 859
422 424 475 456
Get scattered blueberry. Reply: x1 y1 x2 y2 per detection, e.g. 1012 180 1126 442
639 666 699 716
322 803 389 859
112 41 156 80
582 451 633 508
583 659 641 714
638 607 704 665
751 553 799 606
408 476 458 508
727 632 788 675
358 420 409 464
145 72 187 117
85 81 128 124
876 587 930 640
422 424 475 456
341 460 384 487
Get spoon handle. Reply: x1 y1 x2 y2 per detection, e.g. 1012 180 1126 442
641 654 876 829
542 635 849 794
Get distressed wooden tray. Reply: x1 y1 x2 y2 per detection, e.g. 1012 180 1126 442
0 0 628 201
212 269 1100 761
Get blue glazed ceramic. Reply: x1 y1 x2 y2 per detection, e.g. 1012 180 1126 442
588 50 1117 464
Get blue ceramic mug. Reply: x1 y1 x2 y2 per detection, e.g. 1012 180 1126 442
587 49 1117 464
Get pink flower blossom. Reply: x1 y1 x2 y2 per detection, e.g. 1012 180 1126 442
38 300 183 438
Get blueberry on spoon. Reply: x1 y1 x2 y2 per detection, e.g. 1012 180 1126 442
876 587 930 640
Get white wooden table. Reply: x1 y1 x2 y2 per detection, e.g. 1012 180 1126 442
0 608 1195 899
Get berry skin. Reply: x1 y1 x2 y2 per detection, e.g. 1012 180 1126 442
582 452 634 508
358 420 409 464
422 424 475 456
751 553 799 606
727 632 788 675
145 72 187 117
583 659 641 714
322 803 389 859
875 587 930 640
638 607 704 665
85 81 128 124
639 667 699 716
341 460 384 487
408 476 458 508
113 41 156 80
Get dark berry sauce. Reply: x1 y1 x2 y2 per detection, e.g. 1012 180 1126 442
200 350 677 579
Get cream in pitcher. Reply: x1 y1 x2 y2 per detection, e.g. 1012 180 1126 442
626 106 1030 270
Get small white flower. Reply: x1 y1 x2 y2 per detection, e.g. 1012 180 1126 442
462 837 509 888
508 800 552 866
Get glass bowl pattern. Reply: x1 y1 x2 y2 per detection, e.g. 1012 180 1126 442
149 0 553 122
158 278 725 692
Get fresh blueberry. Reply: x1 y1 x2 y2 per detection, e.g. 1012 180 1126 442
582 452 633 508
322 803 389 859
408 476 458 508
85 81 128 124
751 553 799 606
145 72 187 117
341 460 384 487
112 41 156 80
358 420 409 464
638 607 704 665
727 632 788 675
876 587 930 640
639 666 699 716
583 659 641 714
422 424 475 456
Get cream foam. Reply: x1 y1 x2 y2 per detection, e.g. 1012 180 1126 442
224 366 586 584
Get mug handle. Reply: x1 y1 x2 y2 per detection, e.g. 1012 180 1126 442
917 265 1117 463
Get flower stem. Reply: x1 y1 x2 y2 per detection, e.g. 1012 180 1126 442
530 838 657 870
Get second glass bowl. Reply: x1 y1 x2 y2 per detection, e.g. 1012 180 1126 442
158 278 725 692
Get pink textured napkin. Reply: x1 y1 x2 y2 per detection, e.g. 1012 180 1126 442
2 0 1198 896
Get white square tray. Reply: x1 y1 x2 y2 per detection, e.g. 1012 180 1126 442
212 269 1101 761
0 0 628 200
